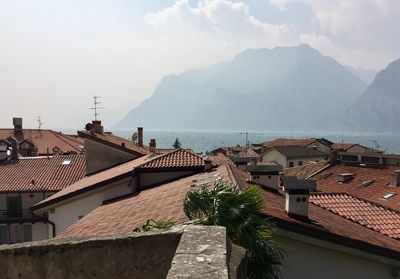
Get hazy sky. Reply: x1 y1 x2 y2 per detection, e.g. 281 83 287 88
1 0 399 129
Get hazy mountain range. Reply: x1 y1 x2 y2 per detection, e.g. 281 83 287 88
115 45 398 133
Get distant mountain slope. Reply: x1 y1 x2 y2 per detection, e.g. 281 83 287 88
346 66 377 86
115 45 366 131
348 59 400 132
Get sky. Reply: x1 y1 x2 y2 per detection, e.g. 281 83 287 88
1 0 399 129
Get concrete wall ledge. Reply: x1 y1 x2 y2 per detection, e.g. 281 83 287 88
0 225 247 279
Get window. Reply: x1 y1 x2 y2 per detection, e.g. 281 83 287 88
23 225 32 242
7 196 21 218
361 179 375 187
298 161 303 166
0 226 9 244
289 162 294 168
62 160 71 165
381 192 396 200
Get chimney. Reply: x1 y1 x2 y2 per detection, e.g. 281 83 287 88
281 176 316 219
91 120 103 133
13 117 22 136
149 139 156 153
338 173 354 183
391 171 400 186
6 137 19 160
137 127 143 147
248 165 282 190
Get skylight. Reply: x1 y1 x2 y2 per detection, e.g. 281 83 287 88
381 192 396 200
361 179 375 187
62 160 72 165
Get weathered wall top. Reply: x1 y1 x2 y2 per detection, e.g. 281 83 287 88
0 225 246 279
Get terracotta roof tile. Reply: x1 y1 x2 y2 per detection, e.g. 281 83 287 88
58 165 400 259
310 193 400 239
310 163 400 211
34 150 206 209
0 129 84 155
0 155 86 192
57 166 233 238
139 149 204 169
78 131 148 156
284 160 330 179
264 138 316 148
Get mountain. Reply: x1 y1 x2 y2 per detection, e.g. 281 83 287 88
346 66 377 86
348 59 400 132
115 45 366 132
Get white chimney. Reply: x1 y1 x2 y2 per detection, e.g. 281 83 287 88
281 176 316 219
248 165 282 190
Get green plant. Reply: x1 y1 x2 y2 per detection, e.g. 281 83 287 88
183 181 284 279
133 219 176 232
172 137 182 149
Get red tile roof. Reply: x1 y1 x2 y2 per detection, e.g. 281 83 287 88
34 150 206 209
57 166 233 238
139 149 204 169
0 129 84 155
310 163 400 211
331 143 356 151
310 193 400 239
259 188 400 259
78 131 149 156
264 138 316 148
57 165 400 259
0 155 86 192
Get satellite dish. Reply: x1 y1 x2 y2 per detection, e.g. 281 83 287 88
131 132 138 143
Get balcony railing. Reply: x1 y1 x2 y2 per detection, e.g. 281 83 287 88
0 209 47 222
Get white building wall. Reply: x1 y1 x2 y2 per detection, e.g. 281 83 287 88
251 174 280 190
47 178 132 235
277 233 398 279
286 156 326 168
262 150 287 167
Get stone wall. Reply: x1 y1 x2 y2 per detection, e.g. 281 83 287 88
0 225 247 279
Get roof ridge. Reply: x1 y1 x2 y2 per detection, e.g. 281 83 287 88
137 149 203 168
305 161 335 179
48 130 81 151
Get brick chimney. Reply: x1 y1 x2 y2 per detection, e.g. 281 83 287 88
137 127 143 147
91 120 103 133
13 117 23 136
149 139 156 153
281 176 316 219
391 171 400 186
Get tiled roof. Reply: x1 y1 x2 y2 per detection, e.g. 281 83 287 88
259 188 400 259
58 164 400 259
155 148 194 154
0 155 86 192
263 138 316 148
270 146 328 158
57 166 234 238
33 154 159 209
237 149 260 158
310 193 400 239
138 149 204 169
284 160 330 179
78 131 149 156
331 143 356 150
0 129 84 155
207 153 234 167
34 150 206 209
310 163 400 211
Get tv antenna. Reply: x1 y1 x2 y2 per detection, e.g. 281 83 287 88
369 139 383 150
37 116 45 130
90 96 105 121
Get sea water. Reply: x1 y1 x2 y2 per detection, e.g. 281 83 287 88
111 130 400 155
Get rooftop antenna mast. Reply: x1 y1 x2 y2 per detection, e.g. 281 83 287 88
37 116 45 130
90 96 105 121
